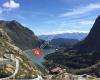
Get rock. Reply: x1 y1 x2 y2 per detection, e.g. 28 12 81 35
0 28 12 42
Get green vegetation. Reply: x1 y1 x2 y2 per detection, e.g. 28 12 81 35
44 49 100 77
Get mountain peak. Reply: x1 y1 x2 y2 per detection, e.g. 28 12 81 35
96 15 100 20
0 20 20 24
11 20 21 24
73 15 100 52
0 20 41 50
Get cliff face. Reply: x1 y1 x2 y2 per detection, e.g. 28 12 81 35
74 16 100 52
0 28 43 79
0 20 41 50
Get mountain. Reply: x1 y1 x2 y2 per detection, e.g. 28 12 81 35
73 15 100 52
0 28 99 80
51 38 79 48
43 16 100 78
0 28 44 79
38 32 87 41
0 20 41 50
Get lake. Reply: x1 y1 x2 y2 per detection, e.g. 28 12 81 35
25 49 55 66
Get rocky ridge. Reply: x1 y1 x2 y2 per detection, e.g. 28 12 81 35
0 28 43 79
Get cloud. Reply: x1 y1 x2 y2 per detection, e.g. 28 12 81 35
79 20 94 25
60 3 100 17
0 0 20 14
2 0 20 9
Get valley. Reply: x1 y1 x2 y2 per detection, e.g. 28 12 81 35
0 16 100 80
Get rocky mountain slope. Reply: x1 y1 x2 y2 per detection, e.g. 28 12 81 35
0 28 43 79
0 20 41 50
73 16 100 52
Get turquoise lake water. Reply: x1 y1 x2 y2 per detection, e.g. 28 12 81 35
25 49 55 66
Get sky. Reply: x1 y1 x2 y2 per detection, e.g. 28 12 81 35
0 0 100 35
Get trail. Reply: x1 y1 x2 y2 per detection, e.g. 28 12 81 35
33 75 44 80
0 58 19 80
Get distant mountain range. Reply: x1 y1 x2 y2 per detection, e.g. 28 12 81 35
0 20 41 50
51 38 79 48
38 32 87 41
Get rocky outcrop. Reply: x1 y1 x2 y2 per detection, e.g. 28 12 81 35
0 28 12 42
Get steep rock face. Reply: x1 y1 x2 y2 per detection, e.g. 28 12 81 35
74 16 100 52
0 20 41 50
0 28 43 79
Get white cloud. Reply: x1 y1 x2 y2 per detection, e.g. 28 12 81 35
79 20 94 25
2 0 20 9
60 3 100 17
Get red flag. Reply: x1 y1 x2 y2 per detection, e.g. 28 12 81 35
32 48 44 58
